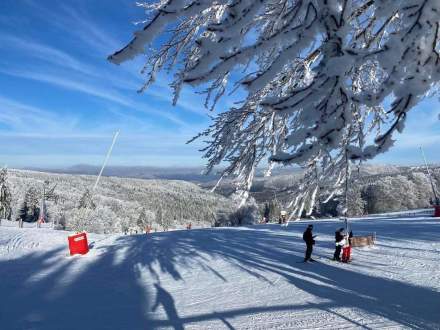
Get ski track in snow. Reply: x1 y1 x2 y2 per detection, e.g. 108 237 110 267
0 216 439 330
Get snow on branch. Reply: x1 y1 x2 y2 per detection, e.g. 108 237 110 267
110 0 440 210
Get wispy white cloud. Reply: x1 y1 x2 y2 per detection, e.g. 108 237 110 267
58 3 122 54
0 30 208 122
0 31 142 89
0 34 95 76
15 1 211 116
23 0 122 55
0 67 192 127
0 95 77 133
0 1 211 167
0 4 209 118
0 93 204 143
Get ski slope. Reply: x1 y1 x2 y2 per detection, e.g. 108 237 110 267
1 215 439 329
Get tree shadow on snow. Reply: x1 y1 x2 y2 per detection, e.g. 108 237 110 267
1 219 439 329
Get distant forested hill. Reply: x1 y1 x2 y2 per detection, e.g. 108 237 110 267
204 165 439 218
10 164 440 229
6 170 239 234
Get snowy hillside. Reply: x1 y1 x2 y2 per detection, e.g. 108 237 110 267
6 169 237 233
1 214 439 329
204 164 440 216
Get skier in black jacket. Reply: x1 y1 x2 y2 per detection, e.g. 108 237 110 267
333 228 345 261
303 224 316 262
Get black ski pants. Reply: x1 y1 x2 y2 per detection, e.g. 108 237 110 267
305 243 313 261
334 245 342 260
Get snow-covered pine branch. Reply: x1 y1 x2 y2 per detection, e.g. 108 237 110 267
110 0 440 211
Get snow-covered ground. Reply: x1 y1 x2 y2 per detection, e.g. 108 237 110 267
1 215 439 329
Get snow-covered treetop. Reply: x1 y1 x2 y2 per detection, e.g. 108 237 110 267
109 0 440 212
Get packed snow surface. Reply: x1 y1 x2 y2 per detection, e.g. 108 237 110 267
1 215 439 329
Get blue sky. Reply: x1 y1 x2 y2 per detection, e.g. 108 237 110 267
0 0 439 169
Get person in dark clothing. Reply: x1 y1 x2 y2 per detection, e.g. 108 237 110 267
303 224 316 262
333 227 345 261
348 230 353 246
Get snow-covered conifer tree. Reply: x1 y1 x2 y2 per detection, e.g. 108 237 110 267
17 201 29 223
0 168 12 220
155 205 172 231
78 189 96 210
18 187 40 222
67 189 97 232
110 1 440 209
137 207 155 231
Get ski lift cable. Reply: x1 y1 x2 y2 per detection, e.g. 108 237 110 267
74 131 120 233
93 130 120 191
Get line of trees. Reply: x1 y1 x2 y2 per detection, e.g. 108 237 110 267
256 168 438 219
3 169 257 234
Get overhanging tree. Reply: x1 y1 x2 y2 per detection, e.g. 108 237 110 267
109 0 440 215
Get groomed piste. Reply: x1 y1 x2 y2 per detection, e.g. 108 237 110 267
1 213 439 329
